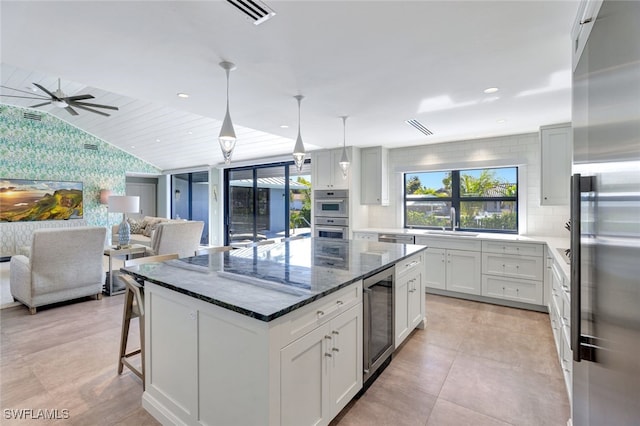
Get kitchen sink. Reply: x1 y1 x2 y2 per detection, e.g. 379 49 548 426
422 231 479 237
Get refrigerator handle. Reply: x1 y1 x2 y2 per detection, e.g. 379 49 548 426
570 174 583 362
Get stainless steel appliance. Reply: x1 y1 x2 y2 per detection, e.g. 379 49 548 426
314 189 349 218
362 265 395 385
571 1 640 424
314 217 349 240
378 233 415 244
314 190 349 239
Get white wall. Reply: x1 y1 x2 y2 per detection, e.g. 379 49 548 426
366 132 570 237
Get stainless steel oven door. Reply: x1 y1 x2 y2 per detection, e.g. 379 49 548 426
314 226 349 240
314 190 349 218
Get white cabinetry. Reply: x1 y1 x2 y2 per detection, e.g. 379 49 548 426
352 231 378 241
547 247 572 401
281 304 362 426
541 123 572 205
394 252 425 348
415 236 482 295
481 241 544 305
312 148 351 190
144 280 362 426
360 147 389 205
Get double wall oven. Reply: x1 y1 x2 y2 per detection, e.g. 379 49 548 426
314 190 349 240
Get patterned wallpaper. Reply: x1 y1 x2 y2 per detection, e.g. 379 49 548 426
0 104 160 228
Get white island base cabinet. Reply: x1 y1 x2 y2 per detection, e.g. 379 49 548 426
142 281 362 426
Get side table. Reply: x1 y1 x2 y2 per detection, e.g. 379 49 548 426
103 244 147 295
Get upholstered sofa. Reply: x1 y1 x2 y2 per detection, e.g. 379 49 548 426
111 216 174 247
112 217 204 258
10 226 107 314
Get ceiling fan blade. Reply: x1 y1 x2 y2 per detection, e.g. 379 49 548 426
65 94 94 101
0 85 50 98
65 106 79 116
29 101 52 108
69 100 118 111
32 83 57 99
0 94 52 100
72 104 111 117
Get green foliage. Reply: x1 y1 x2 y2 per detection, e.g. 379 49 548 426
290 177 311 230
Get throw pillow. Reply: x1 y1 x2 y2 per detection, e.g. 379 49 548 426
143 219 162 237
127 218 144 234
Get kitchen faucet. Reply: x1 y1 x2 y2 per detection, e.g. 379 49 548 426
451 207 458 231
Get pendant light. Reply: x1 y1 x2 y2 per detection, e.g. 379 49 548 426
219 61 237 164
339 116 350 178
292 95 306 171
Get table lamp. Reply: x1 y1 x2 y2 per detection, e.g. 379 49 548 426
108 195 140 247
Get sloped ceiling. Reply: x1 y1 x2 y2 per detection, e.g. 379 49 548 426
0 1 579 171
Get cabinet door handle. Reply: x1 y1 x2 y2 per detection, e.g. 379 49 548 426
332 347 340 352
332 330 339 335
324 335 332 340
317 310 324 317
336 300 343 306
324 353 333 358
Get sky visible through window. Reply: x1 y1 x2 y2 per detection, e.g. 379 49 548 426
407 168 516 191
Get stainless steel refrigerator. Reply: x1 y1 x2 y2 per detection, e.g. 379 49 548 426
571 1 640 425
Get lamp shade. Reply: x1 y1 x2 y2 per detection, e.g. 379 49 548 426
108 196 140 214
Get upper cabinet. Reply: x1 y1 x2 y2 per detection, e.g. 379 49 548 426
571 0 603 70
540 123 572 205
360 146 389 205
312 148 351 190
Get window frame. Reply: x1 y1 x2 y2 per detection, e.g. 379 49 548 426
403 167 518 234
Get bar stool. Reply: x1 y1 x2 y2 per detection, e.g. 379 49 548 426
117 253 178 388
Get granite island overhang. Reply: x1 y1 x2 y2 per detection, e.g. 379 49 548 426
121 237 427 425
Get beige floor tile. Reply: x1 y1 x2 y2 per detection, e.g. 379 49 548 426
439 353 570 426
426 398 513 426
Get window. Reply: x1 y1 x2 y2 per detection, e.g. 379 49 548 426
404 167 518 233
171 171 209 244
224 160 311 244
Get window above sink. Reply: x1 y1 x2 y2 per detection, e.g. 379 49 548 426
404 166 518 234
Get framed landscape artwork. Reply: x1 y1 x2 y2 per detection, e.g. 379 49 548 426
0 179 83 222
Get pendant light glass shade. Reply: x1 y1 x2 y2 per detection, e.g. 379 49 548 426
339 116 350 178
218 61 237 164
292 95 306 171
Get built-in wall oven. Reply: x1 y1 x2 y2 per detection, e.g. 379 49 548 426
362 265 395 385
314 190 349 240
314 189 349 218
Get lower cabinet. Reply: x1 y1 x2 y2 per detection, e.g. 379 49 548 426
416 236 482 295
280 304 362 426
395 266 424 347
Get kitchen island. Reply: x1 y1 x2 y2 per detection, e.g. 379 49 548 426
123 238 426 426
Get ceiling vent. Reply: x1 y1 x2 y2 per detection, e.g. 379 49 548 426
23 112 42 121
405 119 433 136
226 0 276 25
83 143 98 151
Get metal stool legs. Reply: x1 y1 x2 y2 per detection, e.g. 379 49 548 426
117 275 145 389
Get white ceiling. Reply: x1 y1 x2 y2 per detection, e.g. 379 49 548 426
0 0 579 172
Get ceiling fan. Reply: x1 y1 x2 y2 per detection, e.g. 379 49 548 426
0 78 118 117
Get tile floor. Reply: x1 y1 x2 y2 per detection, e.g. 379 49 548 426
1 293 570 425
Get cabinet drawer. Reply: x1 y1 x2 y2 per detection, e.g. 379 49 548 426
552 260 570 294
415 236 482 252
353 232 377 241
396 252 423 277
481 275 543 305
279 281 362 348
482 241 543 257
482 252 544 281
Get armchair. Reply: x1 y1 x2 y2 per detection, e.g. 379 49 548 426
10 226 107 314
148 221 204 258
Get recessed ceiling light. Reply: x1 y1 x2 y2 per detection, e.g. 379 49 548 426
280 125 289 129
177 93 189 98
156 138 161 142
188 131 193 135
131 145 136 148
484 87 499 94
497 119 506 124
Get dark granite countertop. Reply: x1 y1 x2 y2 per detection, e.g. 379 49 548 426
122 237 425 322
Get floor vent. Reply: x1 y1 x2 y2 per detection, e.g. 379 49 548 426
83 143 99 151
405 119 433 136
226 0 275 25
23 112 42 121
